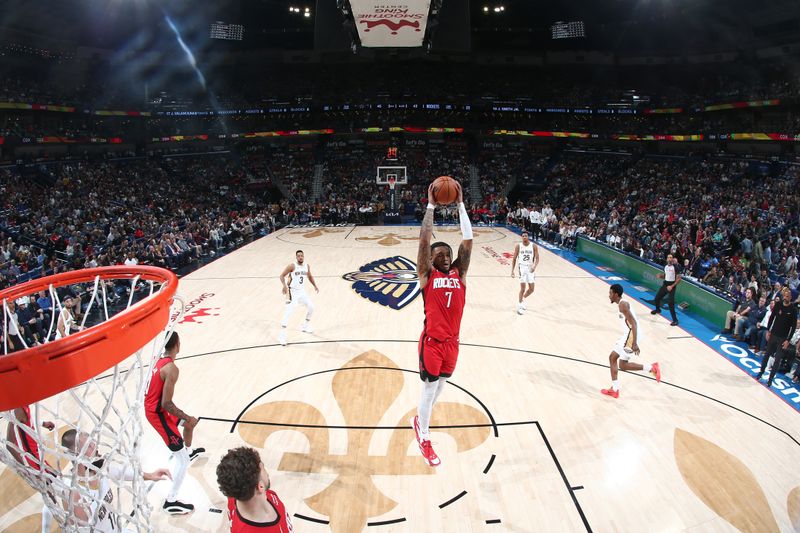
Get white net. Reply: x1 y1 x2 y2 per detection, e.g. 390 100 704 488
0 272 181 532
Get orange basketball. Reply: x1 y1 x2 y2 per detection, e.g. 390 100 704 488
431 176 459 205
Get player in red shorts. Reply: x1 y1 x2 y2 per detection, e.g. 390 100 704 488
216 446 294 532
410 180 473 466
144 331 204 515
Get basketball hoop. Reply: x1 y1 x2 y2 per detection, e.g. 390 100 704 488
387 176 397 190
0 266 180 532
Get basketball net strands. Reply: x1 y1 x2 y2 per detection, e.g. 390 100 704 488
0 266 181 532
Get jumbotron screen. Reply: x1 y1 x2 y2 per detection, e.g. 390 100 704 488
210 21 244 41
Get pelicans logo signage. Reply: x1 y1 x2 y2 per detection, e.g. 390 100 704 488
342 256 420 310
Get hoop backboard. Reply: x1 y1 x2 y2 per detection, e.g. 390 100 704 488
376 166 408 186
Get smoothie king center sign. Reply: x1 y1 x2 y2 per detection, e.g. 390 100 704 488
351 1 430 47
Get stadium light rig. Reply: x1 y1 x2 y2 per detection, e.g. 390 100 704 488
483 5 505 14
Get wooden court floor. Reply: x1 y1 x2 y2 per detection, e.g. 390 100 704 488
2 225 800 532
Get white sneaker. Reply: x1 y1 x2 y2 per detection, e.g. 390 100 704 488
516 304 524 315
302 322 313 333
521 302 527 310
278 330 287 346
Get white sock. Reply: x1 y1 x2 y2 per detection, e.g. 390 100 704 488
167 447 190 501
418 380 438 440
643 363 652 373
611 380 620 391
433 377 448 404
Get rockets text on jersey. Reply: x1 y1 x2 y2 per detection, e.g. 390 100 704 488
422 268 466 342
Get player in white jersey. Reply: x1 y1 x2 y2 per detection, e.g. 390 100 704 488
601 284 661 398
510 231 539 314
60 429 171 532
278 250 319 346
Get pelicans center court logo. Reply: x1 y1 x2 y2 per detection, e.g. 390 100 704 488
342 256 420 310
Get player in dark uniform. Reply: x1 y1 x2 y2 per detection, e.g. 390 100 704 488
410 180 473 467
144 332 204 515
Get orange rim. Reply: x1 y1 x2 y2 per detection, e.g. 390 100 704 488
0 266 178 411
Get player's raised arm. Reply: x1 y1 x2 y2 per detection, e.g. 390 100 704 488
451 181 473 281
417 183 436 285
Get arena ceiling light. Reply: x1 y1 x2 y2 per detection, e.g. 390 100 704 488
483 5 505 15
289 6 312 16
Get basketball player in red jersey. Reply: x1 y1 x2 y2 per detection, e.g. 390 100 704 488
144 331 205 514
410 180 473 466
216 446 294 532
6 404 57 533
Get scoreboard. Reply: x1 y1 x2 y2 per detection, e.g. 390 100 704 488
210 21 244 41
551 21 585 40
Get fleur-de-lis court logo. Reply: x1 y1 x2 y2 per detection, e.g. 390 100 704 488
236 350 492 531
356 232 418 247
437 228 490 238
343 256 420 310
290 228 347 238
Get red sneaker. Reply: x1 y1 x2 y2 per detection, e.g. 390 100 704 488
601 388 619 399
410 416 421 444
651 362 661 383
419 439 441 467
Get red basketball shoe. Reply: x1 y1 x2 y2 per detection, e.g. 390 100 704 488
419 439 441 467
651 362 661 383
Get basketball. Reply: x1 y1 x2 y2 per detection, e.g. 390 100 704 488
431 176 459 205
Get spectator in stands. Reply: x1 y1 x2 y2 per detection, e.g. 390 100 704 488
3 300 25 352
779 318 800 382
723 288 756 339
15 296 44 346
744 295 768 350
788 272 800 292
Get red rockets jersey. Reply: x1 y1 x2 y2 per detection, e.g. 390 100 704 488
15 405 44 469
422 267 466 341
227 490 293 532
144 357 173 414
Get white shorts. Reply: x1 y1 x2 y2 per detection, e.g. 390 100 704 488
287 289 312 307
613 332 635 361
518 266 535 284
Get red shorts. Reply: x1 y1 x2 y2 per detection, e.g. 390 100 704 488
16 428 56 475
418 333 459 380
146 410 184 452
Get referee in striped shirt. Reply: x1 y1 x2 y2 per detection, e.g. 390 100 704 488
651 254 681 326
